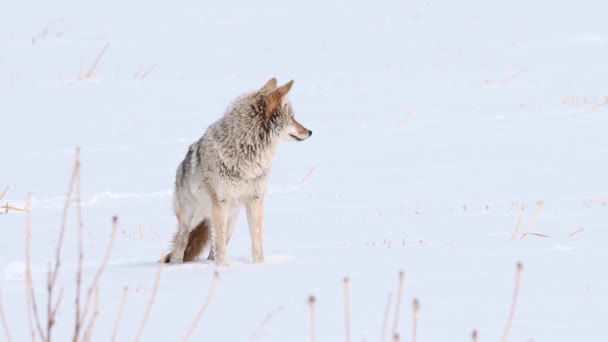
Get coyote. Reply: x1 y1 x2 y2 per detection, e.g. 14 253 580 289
164 78 312 266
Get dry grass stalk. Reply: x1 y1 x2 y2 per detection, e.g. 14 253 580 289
412 299 419 342
82 43 109 80
82 288 99 342
0 289 13 342
510 204 524 240
592 97 608 110
32 150 80 342
344 277 351 342
24 193 46 342
301 166 317 185
133 65 156 80
392 271 405 337
132 66 144 79
77 216 118 341
501 69 526 83
183 271 220 341
520 201 544 239
381 292 393 342
308 296 317 342
521 232 550 239
568 227 585 237
111 287 129 342
250 305 284 340
2 203 29 214
472 330 478 342
74 157 84 342
501 262 523 342
134 254 165 342
0 186 8 201
0 186 29 215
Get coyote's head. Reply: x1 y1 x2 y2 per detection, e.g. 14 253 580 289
256 78 313 142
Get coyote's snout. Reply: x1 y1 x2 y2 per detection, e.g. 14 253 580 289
164 78 312 266
286 117 313 142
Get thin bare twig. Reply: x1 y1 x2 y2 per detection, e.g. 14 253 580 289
301 166 317 185
344 277 351 342
250 305 284 340
82 43 109 79
133 65 156 80
381 292 393 342
412 299 419 342
521 232 550 239
83 287 99 342
0 186 28 215
134 254 164 342
183 271 220 341
592 97 608 110
138 65 156 80
46 263 54 341
0 186 9 201
74 149 84 342
510 204 524 240
79 216 119 340
0 289 13 342
520 201 544 239
568 227 585 237
50 286 64 331
392 271 405 337
111 287 129 342
25 193 46 342
308 296 317 342
501 262 523 342
82 288 99 342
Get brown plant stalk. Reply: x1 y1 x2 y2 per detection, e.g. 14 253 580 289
78 216 119 341
111 287 129 342
309 296 317 342
134 254 165 342
501 262 523 342
520 201 544 239
412 299 419 342
381 292 393 342
344 277 351 342
24 193 46 342
250 305 284 340
183 271 220 341
74 150 84 342
0 289 13 342
392 271 405 337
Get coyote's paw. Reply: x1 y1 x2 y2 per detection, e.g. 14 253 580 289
252 253 265 264
215 257 228 267
168 251 184 264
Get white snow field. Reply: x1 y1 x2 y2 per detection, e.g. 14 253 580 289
2 0 608 341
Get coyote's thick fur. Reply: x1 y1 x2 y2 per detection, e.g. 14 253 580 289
164 78 312 266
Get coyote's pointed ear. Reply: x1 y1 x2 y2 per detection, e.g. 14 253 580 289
264 80 294 120
260 78 278 92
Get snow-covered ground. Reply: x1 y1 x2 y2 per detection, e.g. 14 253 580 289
2 0 608 341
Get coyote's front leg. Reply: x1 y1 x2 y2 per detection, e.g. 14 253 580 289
211 200 228 266
245 196 265 264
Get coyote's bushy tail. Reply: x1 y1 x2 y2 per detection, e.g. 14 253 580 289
164 218 211 263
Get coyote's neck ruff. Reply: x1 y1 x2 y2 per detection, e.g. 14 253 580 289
165 78 312 266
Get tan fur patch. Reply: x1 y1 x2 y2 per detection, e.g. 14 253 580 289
292 117 309 135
